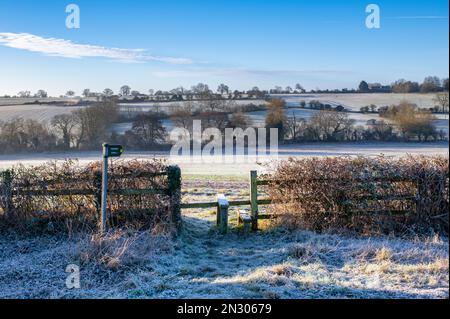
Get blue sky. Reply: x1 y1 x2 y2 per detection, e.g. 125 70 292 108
0 0 448 96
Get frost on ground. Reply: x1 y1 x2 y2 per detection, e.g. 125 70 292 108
0 216 448 299
0 179 448 299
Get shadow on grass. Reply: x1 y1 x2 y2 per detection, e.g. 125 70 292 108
172 215 446 299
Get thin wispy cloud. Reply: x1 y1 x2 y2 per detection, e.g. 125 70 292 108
0 32 192 64
153 68 354 78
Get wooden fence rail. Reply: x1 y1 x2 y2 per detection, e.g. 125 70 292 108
2 165 428 235
181 170 422 233
180 170 274 233
0 166 182 232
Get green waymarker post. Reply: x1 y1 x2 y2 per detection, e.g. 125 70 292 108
100 143 123 233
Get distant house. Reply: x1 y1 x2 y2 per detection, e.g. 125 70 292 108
368 83 392 93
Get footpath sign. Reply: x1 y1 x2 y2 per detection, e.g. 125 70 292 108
100 143 123 233
105 144 123 158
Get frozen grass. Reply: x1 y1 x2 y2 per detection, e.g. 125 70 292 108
0 216 447 299
0 179 448 299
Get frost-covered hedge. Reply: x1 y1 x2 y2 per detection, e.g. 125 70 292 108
266 155 449 235
0 159 179 234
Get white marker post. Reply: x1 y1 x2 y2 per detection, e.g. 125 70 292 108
100 143 123 234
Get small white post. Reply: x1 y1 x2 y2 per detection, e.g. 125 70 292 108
217 194 229 234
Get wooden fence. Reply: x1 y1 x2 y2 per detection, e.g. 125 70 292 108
181 170 422 234
1 165 429 234
181 170 274 233
0 166 182 231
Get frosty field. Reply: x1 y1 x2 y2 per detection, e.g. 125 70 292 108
277 93 440 111
0 93 443 121
0 94 448 299
0 141 448 176
0 104 83 122
0 178 448 299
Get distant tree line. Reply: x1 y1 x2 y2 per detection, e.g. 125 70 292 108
0 100 119 153
359 92 449 115
265 99 446 143
4 76 447 100
358 77 449 94
1 96 447 154
0 98 258 153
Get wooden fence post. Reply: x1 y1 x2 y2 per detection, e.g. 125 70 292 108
217 194 229 234
250 170 258 231
93 171 102 224
237 210 252 235
415 179 426 218
1 170 13 218
167 165 182 232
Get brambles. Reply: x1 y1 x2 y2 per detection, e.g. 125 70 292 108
0 159 177 234
266 155 449 235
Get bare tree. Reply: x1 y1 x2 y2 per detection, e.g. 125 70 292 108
120 85 131 96
51 113 77 149
0 118 56 152
443 78 449 91
228 112 252 129
24 119 56 151
265 99 287 141
170 87 185 95
36 90 48 98
72 101 118 149
17 91 31 98
217 84 230 95
420 76 442 93
433 92 449 113
171 108 193 130
131 90 141 97
191 83 211 99
307 110 355 141
129 113 167 147
366 120 394 141
103 88 114 97
386 102 437 141
391 79 420 93
295 84 305 93
195 111 229 131
286 112 307 141
274 86 283 94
